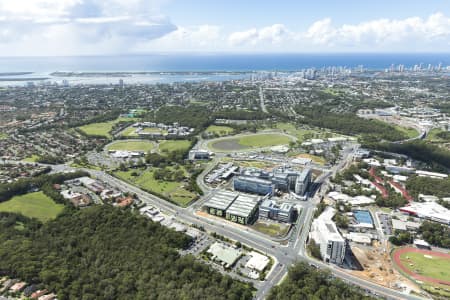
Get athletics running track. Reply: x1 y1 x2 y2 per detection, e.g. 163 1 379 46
392 247 450 286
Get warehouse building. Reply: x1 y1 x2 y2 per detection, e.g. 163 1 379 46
259 199 295 223
234 176 274 196
203 190 237 217
203 190 261 224
225 193 261 225
310 207 346 265
399 202 450 225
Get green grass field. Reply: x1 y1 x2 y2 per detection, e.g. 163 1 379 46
114 167 196 207
399 252 450 283
78 120 117 138
107 140 155 152
158 140 191 153
0 191 64 222
120 126 139 137
121 126 167 137
238 134 292 147
23 154 40 162
209 133 293 152
233 160 276 169
252 222 289 238
78 117 138 138
205 125 234 136
0 132 7 140
275 122 334 142
394 125 419 139
288 153 326 165
426 128 450 142
141 128 167 134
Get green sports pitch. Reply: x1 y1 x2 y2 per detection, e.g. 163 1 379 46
0 191 64 222
107 140 155 152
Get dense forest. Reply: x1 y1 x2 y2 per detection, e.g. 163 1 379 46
294 105 408 142
212 109 269 120
146 105 212 130
405 176 450 199
267 262 374 300
0 206 254 300
418 221 450 249
69 109 122 128
366 141 450 171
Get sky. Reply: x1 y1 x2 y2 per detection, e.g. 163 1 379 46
0 0 450 56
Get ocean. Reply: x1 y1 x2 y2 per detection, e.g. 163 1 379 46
0 53 449 86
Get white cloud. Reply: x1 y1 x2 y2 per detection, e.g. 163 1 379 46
136 25 222 52
228 29 258 46
0 3 449 55
225 13 450 52
0 0 176 55
228 24 287 46
304 13 450 49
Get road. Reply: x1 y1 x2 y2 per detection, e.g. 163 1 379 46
5 146 427 300
260 86 268 114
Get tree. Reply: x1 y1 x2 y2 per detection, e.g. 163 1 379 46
0 206 254 300
118 163 128 171
268 262 374 300
389 230 411 246
308 240 322 260
334 213 349 229
418 221 450 249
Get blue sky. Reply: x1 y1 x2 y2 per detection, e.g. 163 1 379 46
166 0 450 29
0 0 449 56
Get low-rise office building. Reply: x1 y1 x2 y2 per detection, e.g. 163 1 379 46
259 199 295 223
207 242 242 268
234 176 274 196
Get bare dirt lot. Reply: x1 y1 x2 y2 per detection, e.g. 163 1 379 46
349 242 421 293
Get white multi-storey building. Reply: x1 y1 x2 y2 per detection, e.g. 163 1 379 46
310 207 346 265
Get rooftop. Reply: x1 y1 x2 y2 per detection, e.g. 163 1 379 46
245 251 270 272
226 193 260 218
400 202 450 224
203 190 238 211
235 175 273 185
207 242 241 267
313 207 345 242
